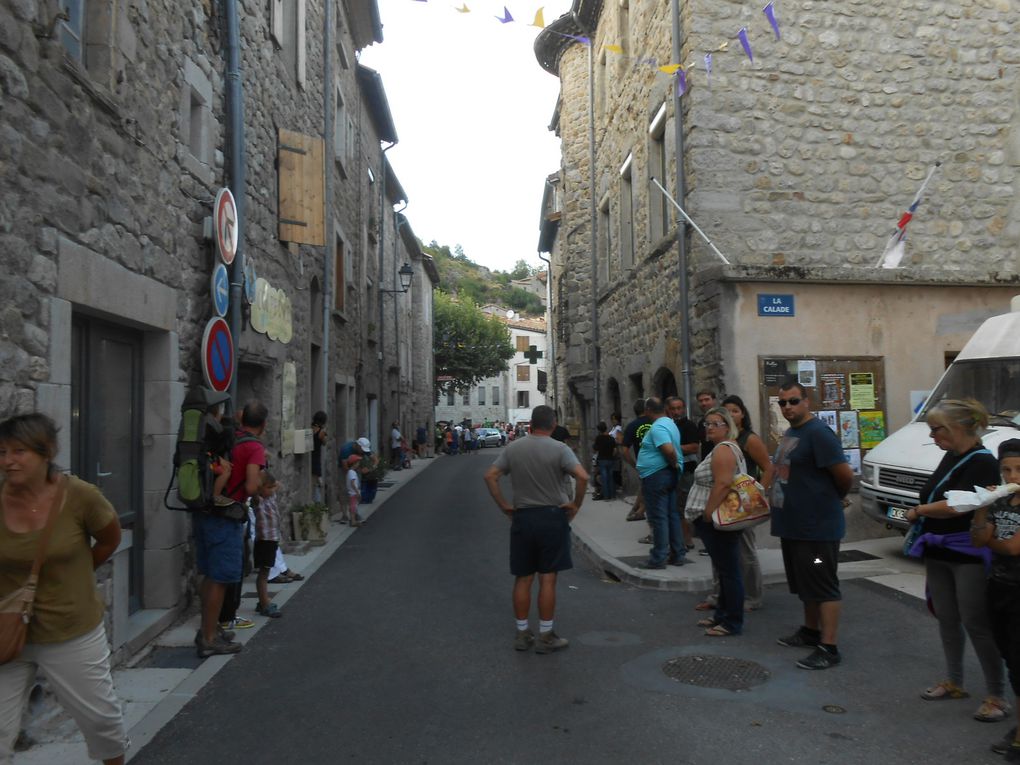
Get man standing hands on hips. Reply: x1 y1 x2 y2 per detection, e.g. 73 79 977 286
484 405 589 654
771 381 854 670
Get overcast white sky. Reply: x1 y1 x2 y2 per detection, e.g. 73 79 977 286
360 0 573 273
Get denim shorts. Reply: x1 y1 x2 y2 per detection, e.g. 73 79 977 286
193 512 244 584
509 506 572 577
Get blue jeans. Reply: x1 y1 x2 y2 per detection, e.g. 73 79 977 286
641 468 685 565
597 459 616 499
695 517 744 633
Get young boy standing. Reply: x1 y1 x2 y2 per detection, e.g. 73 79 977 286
253 472 283 619
972 439 1020 759
346 455 362 527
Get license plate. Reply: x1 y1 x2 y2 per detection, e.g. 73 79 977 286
886 507 909 521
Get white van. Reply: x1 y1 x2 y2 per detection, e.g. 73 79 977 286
860 301 1020 531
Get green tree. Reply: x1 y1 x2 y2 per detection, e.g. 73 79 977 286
433 292 515 394
509 259 533 280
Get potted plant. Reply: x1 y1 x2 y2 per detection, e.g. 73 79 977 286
292 502 329 543
360 456 387 504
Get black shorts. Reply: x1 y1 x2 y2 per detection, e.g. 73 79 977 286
253 540 279 570
509 506 572 577
781 538 842 602
989 578 1020 696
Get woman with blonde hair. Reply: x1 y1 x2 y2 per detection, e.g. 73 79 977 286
684 406 746 636
905 398 1008 722
0 413 128 764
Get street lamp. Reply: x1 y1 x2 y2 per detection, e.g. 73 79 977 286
381 262 414 294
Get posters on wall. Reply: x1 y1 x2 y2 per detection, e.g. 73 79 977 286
859 411 887 449
839 410 860 448
763 359 795 387
849 372 876 409
820 373 847 409
818 410 838 434
797 359 817 387
844 448 862 475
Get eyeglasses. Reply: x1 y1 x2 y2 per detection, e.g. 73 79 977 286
704 421 727 429
777 397 802 407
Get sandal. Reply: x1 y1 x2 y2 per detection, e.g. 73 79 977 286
284 572 305 581
694 601 714 611
705 624 734 637
267 575 293 584
975 696 1010 722
921 681 969 701
696 618 717 628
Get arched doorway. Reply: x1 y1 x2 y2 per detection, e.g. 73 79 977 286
653 367 678 400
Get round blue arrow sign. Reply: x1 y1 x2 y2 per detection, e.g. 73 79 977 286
211 263 230 317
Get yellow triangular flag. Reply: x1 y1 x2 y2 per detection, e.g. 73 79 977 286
531 8 545 28
715 41 729 52
658 63 682 74
456 4 470 13
606 44 623 54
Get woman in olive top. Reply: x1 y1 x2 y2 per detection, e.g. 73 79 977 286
0 413 127 765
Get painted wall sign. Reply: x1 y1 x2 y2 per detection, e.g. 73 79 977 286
201 317 234 392
214 188 238 265
249 277 293 344
757 294 795 316
211 263 230 317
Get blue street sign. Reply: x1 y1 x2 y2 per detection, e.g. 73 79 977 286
211 263 230 317
757 294 795 317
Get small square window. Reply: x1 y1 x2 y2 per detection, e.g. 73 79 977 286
517 391 530 408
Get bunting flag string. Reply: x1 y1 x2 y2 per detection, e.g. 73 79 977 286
405 0 785 97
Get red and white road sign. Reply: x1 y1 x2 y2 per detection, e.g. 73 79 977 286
214 188 238 265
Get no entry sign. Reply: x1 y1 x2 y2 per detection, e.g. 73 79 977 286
214 188 238 265
201 317 234 392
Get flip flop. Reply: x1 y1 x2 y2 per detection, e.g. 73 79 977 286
705 624 734 637
694 601 714 611
284 572 305 581
696 618 717 627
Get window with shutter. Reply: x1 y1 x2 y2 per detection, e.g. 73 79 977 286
515 335 530 352
278 128 325 245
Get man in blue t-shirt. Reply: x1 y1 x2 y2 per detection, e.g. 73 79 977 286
770 382 854 671
635 397 686 569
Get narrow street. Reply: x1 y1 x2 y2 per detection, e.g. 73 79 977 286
131 454 1002 765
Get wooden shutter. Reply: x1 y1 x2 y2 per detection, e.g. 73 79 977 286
278 128 325 246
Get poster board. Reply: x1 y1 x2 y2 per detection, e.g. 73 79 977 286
758 356 887 479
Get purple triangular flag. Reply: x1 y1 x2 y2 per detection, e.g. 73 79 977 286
496 6 513 23
763 1 781 40
737 28 753 61
676 69 687 97
704 53 712 86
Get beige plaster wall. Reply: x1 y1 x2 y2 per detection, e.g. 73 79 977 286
721 283 1020 433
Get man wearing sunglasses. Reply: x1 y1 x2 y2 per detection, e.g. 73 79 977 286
771 381 854 670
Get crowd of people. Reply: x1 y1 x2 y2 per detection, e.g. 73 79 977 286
584 388 1020 758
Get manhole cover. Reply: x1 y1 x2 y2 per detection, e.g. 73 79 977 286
662 655 770 691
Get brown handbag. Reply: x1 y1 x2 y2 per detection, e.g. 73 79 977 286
0 477 66 664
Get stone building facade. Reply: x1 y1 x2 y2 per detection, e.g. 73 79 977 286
535 0 1020 456
0 0 434 654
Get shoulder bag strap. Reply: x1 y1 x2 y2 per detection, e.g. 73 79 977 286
23 476 67 586
722 440 748 476
927 448 993 504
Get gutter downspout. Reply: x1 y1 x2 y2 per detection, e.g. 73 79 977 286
224 0 245 412
322 0 334 490
572 9 600 449
378 141 396 442
670 0 693 408
393 201 408 434
537 250 555 415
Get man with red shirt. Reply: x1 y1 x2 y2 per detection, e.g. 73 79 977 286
196 401 268 657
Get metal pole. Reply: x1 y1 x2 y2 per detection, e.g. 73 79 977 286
224 0 245 413
583 22 600 439
670 0 693 409
322 0 334 493
651 178 730 265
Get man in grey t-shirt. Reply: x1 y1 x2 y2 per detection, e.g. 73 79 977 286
484 405 589 654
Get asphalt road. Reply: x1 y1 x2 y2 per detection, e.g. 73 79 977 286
132 451 1007 765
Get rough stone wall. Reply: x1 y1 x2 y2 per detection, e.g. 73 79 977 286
545 0 1020 429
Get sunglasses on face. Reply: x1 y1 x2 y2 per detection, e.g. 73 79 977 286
777 397 802 407
705 421 727 429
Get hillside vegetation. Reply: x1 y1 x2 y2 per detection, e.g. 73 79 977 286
422 242 545 317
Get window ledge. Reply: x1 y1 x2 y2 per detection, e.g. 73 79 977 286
332 309 348 323
61 54 121 119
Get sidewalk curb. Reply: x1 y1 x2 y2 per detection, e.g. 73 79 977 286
118 457 438 763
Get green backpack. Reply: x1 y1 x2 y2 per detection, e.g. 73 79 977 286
164 387 232 512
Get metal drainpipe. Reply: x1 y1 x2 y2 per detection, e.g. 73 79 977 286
571 10 600 448
670 0 693 407
322 0 334 487
537 250 554 414
224 0 245 413
393 202 408 432
378 142 396 444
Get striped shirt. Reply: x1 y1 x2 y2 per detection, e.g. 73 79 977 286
684 441 744 520
254 494 281 542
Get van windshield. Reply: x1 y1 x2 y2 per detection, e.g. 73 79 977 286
919 358 1020 426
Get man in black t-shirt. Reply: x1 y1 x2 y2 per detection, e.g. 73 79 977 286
696 390 718 459
621 399 652 522
667 396 700 550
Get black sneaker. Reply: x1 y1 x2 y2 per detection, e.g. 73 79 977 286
796 645 841 670
992 726 1018 755
1005 742 1020 762
777 627 821 648
638 561 667 570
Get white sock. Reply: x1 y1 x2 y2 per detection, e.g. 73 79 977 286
539 620 554 634
516 619 529 632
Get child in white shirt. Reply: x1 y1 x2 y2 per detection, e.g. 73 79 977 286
346 454 362 527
